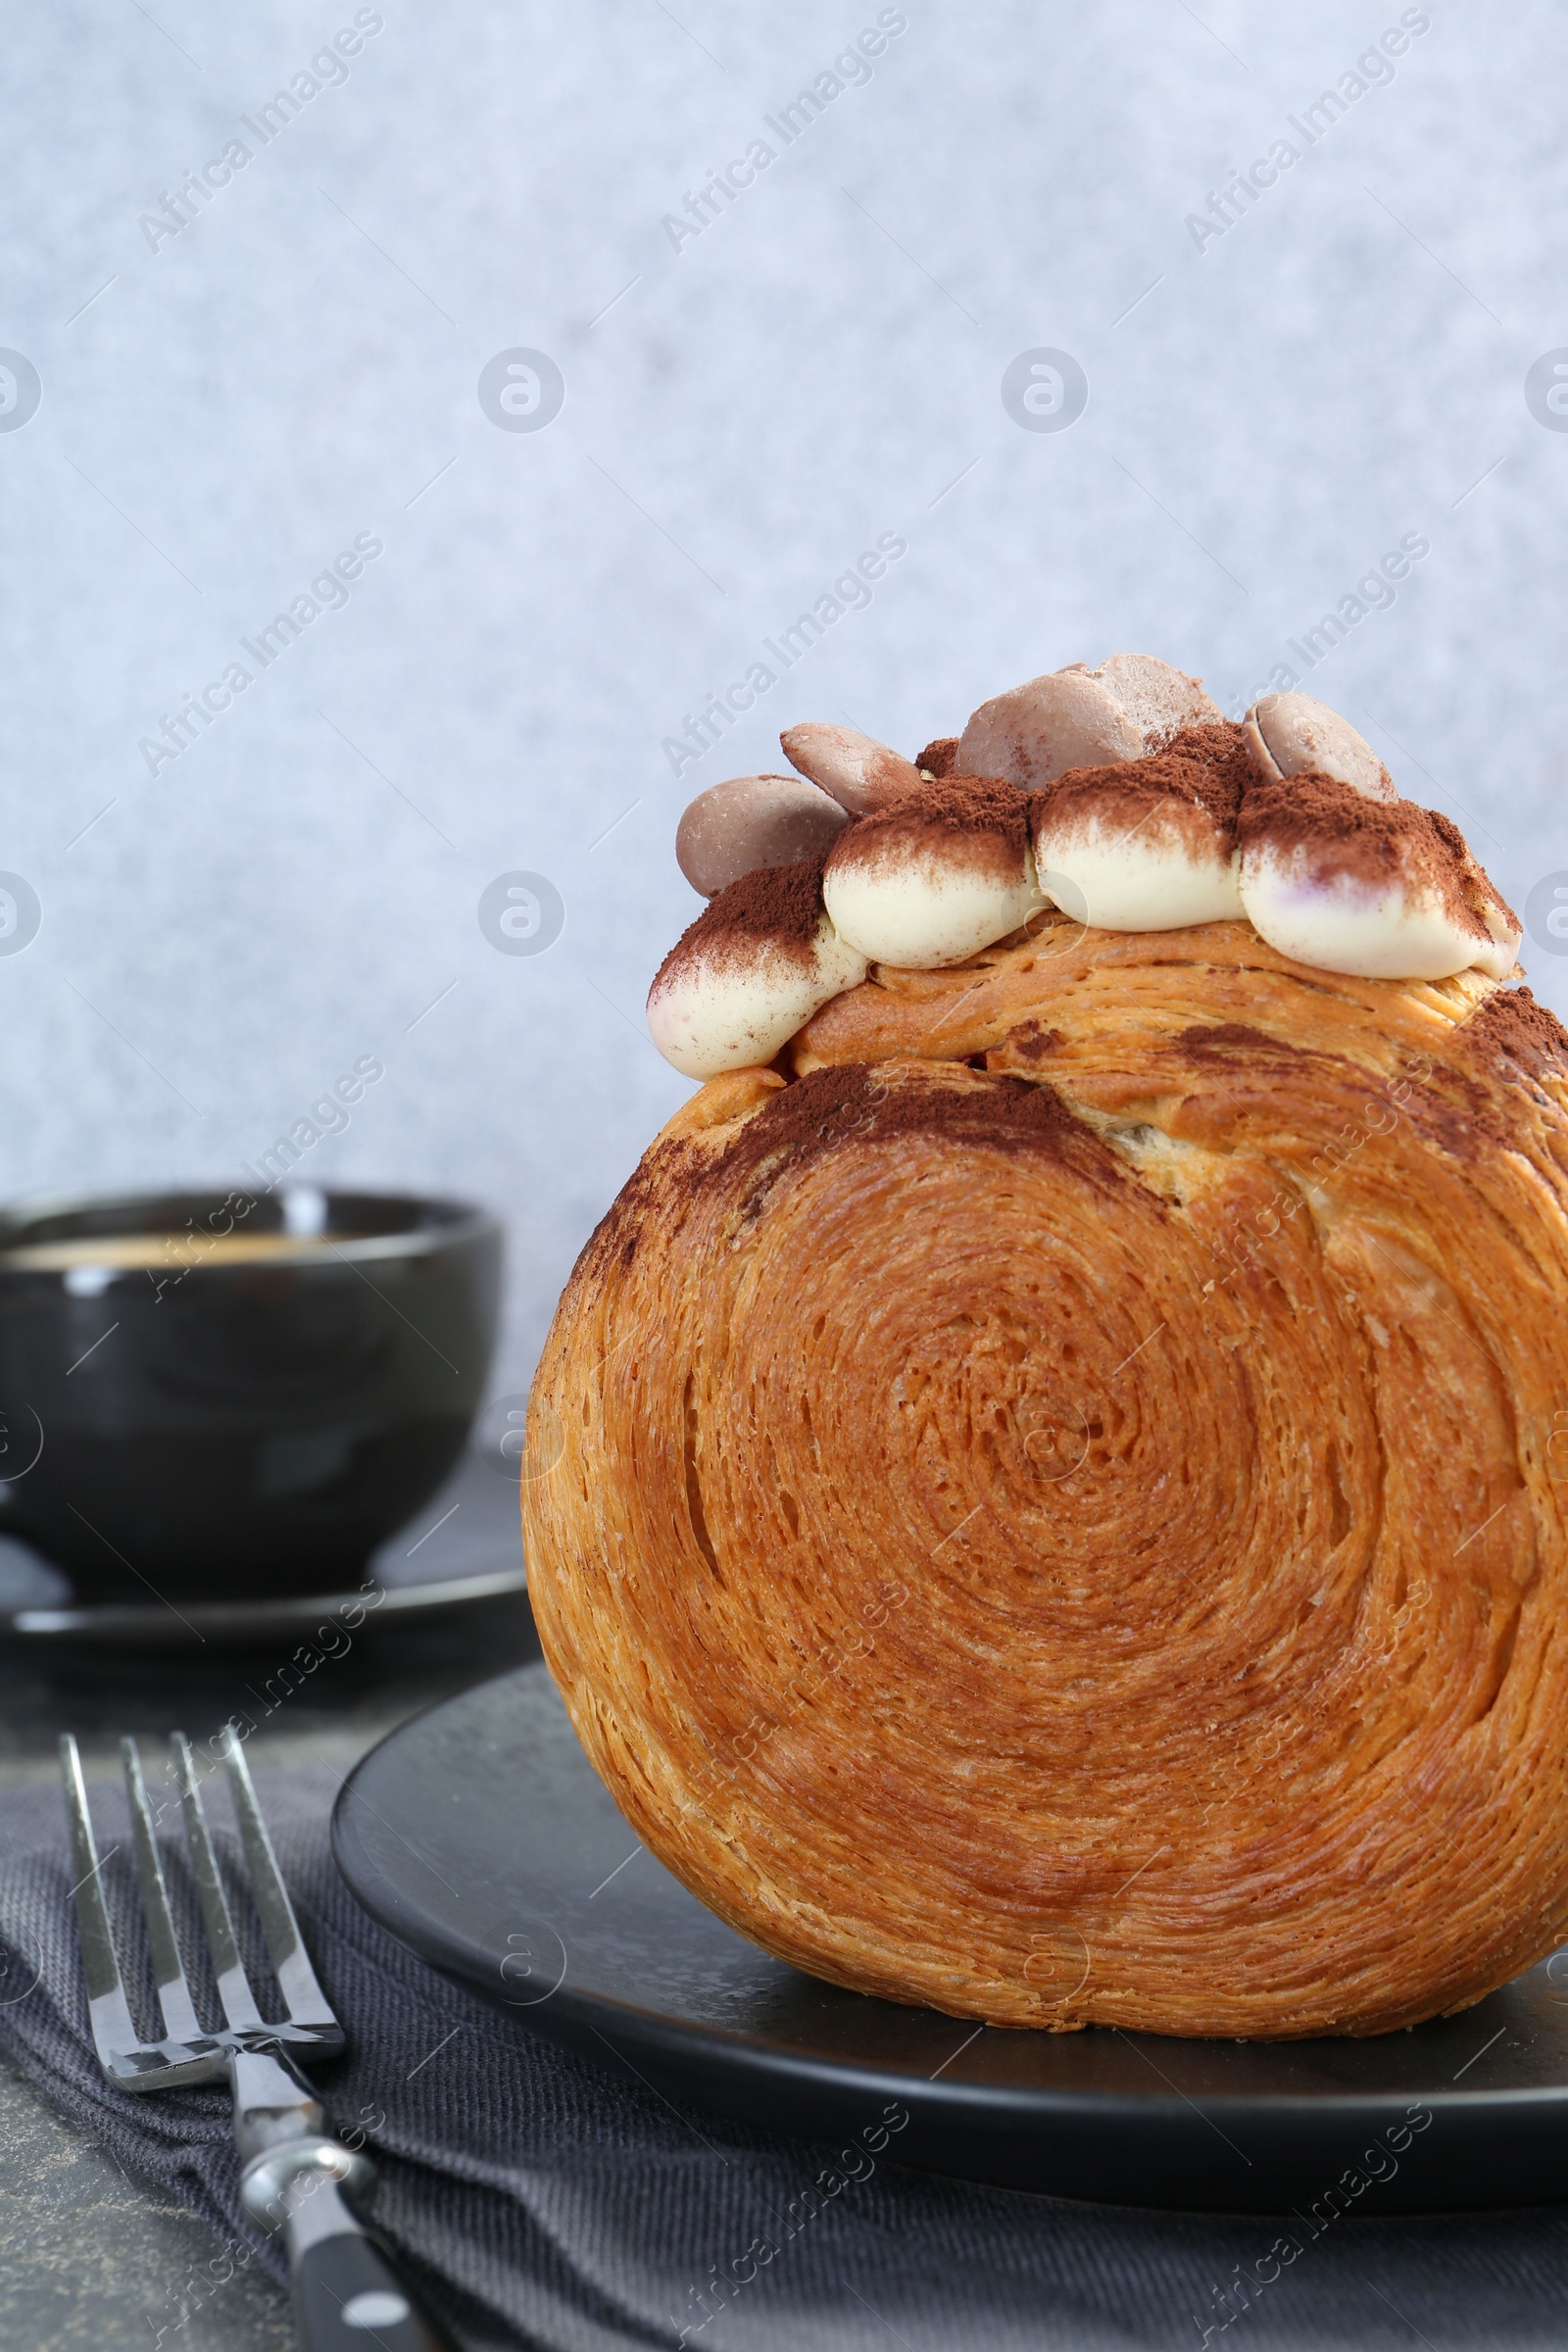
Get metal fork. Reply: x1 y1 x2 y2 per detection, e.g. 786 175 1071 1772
61 1727 454 2351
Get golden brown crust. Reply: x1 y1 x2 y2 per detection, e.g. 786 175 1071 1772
523 926 1568 2036
651 1065 785 1148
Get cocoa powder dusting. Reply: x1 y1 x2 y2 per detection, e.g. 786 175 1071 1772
1175 1023 1314 1078
653 856 827 991
825 773 1029 885
1160 723 1256 819
717 1060 1122 1203
1178 1022 1298 1055
916 737 958 777
1463 986 1568 1081
1004 1019 1063 1063
1044 721 1251 844
1236 776 1486 937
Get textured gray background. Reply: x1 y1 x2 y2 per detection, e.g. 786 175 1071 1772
3 0 1564 1395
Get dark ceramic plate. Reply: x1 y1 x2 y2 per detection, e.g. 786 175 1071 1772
332 1664 1568 2215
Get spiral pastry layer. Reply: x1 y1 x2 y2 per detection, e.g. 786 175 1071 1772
524 924 1568 2036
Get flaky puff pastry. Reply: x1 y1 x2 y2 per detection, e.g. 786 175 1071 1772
522 914 1568 2036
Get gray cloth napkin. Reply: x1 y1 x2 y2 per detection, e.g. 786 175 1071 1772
2 1762 1568 2352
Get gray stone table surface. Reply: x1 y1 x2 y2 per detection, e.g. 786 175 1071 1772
0 1584 543 2351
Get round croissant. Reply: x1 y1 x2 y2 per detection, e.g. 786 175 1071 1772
522 915 1568 2037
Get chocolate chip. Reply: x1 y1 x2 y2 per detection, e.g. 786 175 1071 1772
956 668 1143 790
1090 653 1220 746
675 774 851 899
779 723 926 813
1243 693 1395 803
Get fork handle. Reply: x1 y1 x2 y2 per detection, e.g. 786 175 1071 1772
232 2049 456 2348
287 2173 457 2351
243 2139 456 2352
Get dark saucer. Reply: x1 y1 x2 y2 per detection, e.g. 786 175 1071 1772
334 1663 1568 2215
0 1445 527 1646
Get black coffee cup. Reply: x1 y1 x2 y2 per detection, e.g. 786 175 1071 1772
0 1186 502 1603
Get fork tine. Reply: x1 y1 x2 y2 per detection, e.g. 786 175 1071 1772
58 1736 140 2072
120 1739 205 2046
219 1726 336 2030
171 1731 265 2031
